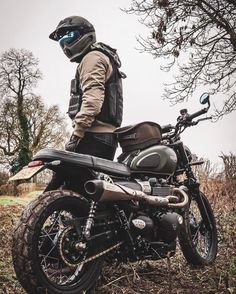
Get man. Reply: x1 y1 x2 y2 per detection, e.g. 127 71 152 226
45 16 125 191
49 16 125 160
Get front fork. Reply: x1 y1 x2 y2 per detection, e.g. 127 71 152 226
184 171 213 231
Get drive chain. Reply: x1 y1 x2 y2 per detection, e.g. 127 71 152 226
59 226 123 268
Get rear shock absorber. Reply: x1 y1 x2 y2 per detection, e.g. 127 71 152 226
83 200 97 240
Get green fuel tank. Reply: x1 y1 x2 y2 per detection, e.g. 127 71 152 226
130 145 177 175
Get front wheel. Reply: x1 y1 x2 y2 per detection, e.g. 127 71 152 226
12 190 103 294
178 191 217 266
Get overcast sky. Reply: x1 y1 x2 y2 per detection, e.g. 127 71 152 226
0 0 235 167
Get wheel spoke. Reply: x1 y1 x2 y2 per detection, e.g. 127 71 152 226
189 200 212 258
37 209 90 286
192 225 200 243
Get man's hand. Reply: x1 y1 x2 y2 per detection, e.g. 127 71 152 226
65 134 81 152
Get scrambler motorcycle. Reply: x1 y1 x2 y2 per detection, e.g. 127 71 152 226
12 93 217 293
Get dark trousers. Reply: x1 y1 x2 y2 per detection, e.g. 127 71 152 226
75 132 117 160
44 132 117 192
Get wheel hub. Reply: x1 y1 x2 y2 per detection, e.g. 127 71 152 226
59 226 87 267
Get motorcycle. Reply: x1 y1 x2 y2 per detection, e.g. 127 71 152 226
12 93 217 294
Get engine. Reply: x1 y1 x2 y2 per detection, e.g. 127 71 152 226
126 209 183 260
131 211 183 243
84 176 187 260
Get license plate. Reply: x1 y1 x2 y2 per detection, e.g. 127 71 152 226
9 165 45 181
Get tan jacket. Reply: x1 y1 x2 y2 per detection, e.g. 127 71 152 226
73 51 116 138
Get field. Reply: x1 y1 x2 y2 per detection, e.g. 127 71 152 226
0 187 235 294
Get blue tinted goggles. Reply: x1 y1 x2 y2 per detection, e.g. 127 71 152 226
58 31 80 48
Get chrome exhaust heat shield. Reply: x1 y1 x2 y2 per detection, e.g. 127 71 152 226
84 180 188 208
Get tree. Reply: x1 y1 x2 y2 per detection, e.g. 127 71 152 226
125 0 236 118
0 48 68 172
0 168 9 186
220 152 236 180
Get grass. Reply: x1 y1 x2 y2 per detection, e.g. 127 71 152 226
0 190 43 205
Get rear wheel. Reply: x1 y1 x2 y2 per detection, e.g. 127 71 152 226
178 191 217 266
12 190 103 294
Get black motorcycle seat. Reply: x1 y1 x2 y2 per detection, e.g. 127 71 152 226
33 148 131 177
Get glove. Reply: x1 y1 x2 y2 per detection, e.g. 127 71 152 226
65 134 81 152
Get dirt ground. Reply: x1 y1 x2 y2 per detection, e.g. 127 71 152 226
0 198 235 294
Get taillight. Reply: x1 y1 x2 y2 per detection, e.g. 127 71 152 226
28 160 44 168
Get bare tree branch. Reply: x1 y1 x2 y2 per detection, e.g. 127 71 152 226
125 0 236 118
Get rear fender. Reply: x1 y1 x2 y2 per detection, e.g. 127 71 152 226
9 162 45 181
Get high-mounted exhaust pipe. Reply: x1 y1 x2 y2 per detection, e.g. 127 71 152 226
84 180 188 208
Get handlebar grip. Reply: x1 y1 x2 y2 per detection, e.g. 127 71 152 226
188 108 208 121
161 124 174 133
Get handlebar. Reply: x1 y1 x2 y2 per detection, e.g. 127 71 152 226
187 107 208 121
161 93 212 141
162 110 211 141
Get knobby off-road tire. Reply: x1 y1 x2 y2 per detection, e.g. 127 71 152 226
178 192 218 266
12 190 103 294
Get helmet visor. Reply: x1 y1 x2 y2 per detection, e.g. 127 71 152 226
58 31 81 48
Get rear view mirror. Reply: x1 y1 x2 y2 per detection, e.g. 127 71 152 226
200 93 210 105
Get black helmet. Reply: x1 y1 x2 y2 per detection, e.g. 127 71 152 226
49 16 96 62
